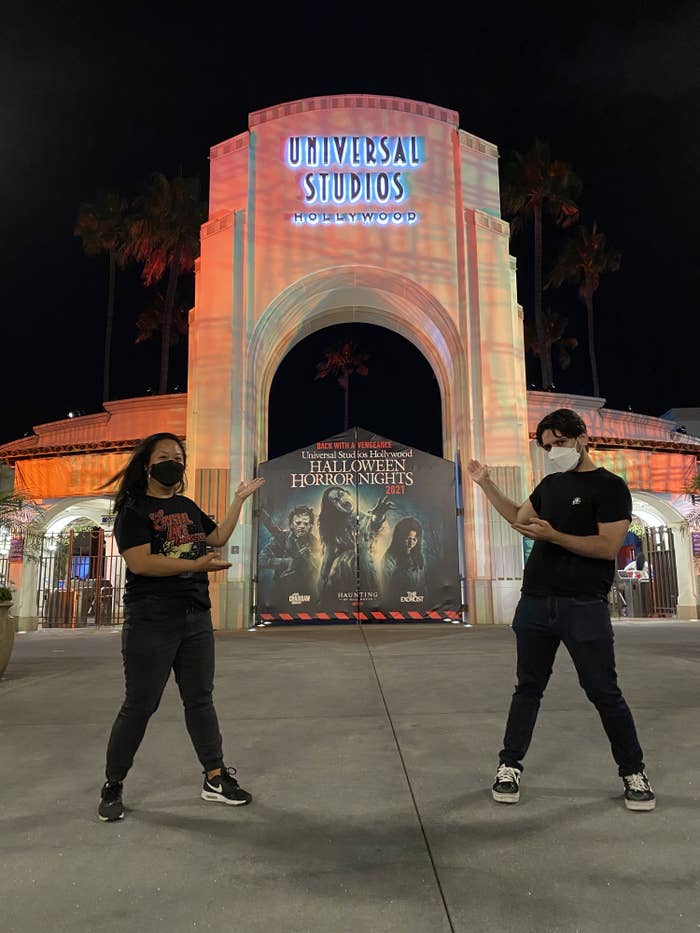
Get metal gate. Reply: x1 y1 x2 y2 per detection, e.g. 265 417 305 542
37 528 125 627
644 526 679 618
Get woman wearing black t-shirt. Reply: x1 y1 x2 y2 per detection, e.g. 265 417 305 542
98 432 263 822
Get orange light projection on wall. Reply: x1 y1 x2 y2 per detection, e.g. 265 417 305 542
15 453 130 499
590 448 696 496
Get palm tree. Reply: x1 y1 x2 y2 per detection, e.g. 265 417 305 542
548 223 621 397
501 139 581 390
524 307 579 375
0 491 41 530
314 339 370 430
74 192 129 402
127 173 206 394
135 287 189 347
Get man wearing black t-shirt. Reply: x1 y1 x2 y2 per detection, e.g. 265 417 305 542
468 408 655 811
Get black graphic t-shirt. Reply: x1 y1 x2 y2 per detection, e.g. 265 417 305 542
115 495 217 609
522 468 632 598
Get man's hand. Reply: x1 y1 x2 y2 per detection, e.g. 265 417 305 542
513 518 629 561
467 462 534 526
195 552 233 573
467 460 490 486
511 518 556 542
234 477 265 502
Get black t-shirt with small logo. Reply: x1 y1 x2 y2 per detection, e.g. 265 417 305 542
522 468 632 598
114 495 217 609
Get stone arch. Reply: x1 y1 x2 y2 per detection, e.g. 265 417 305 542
38 497 115 534
10 497 116 625
242 265 487 625
630 492 685 529
248 266 472 464
629 491 697 619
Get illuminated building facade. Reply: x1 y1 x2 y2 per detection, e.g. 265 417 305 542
1 97 698 626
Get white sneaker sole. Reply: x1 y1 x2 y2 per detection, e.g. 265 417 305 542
98 811 124 821
624 797 656 811
492 789 519 803
201 790 251 805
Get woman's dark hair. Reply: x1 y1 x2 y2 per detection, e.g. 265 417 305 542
103 432 187 512
386 517 424 568
535 409 588 448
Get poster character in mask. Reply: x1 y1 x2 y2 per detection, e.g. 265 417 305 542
259 505 320 606
382 517 425 607
318 487 395 601
97 432 264 823
467 408 655 812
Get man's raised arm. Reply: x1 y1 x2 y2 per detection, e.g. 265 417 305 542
466 460 537 524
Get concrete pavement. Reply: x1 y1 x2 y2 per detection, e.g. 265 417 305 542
1 620 698 933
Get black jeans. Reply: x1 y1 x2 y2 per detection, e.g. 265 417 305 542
105 598 223 782
500 595 645 776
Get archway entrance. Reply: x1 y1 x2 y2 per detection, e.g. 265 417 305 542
17 498 124 628
612 493 692 619
189 94 529 629
188 258 529 629
268 322 442 460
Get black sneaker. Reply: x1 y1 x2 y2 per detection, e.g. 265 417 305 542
492 764 521 803
201 766 252 806
98 780 124 821
622 771 656 811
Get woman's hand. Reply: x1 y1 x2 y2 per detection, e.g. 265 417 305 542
234 477 266 502
195 552 232 573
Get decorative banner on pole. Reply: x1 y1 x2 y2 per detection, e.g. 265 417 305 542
256 428 461 622
692 532 700 558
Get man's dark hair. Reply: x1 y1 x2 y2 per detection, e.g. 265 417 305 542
535 409 588 448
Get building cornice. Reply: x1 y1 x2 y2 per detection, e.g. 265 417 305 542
247 95 460 129
530 434 700 456
459 130 499 159
0 436 186 466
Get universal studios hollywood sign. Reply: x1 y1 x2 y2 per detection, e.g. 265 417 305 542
286 135 424 226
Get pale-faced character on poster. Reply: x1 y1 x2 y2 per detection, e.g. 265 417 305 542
381 516 426 606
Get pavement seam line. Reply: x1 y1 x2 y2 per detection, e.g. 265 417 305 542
358 623 456 933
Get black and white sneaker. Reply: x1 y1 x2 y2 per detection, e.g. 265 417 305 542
201 766 252 806
98 780 124 821
492 764 521 803
622 771 656 811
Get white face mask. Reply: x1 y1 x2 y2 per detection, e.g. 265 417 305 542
548 442 581 473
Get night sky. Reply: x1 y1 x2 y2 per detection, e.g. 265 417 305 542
2 3 698 456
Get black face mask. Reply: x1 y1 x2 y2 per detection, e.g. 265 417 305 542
149 460 185 488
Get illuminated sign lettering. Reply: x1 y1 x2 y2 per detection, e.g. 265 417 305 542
293 211 417 226
286 135 424 226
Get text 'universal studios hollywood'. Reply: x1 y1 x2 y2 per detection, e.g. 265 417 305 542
287 134 424 227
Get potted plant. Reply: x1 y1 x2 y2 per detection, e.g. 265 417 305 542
0 584 14 678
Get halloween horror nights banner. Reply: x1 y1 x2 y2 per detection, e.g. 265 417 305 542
256 429 461 622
